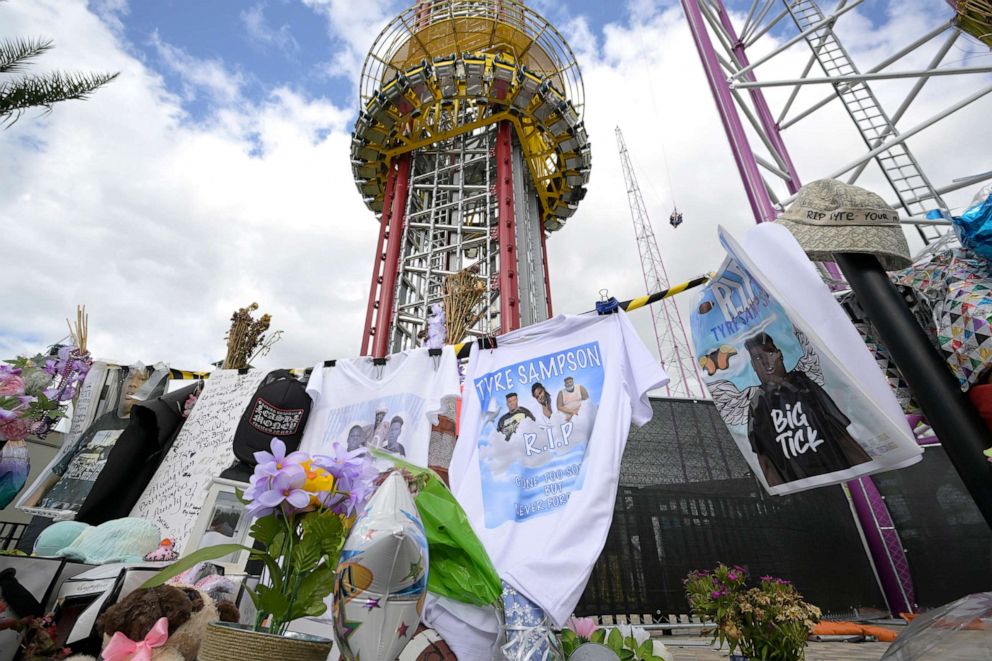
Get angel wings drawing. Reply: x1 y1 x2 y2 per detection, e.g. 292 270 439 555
708 328 822 427
706 327 872 487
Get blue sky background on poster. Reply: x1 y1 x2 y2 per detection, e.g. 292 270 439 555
474 342 605 527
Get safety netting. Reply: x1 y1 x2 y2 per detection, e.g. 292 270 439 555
575 397 886 619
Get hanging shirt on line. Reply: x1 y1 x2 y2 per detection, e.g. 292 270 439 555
449 311 668 626
300 346 461 468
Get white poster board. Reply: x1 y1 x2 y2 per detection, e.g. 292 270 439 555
130 369 266 549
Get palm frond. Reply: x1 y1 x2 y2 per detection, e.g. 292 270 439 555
0 37 54 73
0 71 118 126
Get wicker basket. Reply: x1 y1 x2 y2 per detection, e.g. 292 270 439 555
198 621 332 661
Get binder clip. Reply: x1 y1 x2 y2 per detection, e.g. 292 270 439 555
428 347 443 370
596 289 619 315
477 334 498 351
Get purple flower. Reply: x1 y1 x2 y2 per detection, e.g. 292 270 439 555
247 469 309 518
727 570 739 581
711 590 723 599
253 438 307 477
761 575 774 582
42 360 58 376
313 443 367 480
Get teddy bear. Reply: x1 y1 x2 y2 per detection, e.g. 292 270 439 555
66 584 240 661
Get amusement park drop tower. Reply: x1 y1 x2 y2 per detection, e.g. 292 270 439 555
351 0 590 357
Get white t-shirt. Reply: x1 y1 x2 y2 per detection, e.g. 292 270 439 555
300 347 461 468
449 312 668 625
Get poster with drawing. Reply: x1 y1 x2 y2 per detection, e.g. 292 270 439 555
690 226 921 495
473 343 603 527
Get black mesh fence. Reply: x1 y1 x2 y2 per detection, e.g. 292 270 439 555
872 446 992 608
575 398 887 619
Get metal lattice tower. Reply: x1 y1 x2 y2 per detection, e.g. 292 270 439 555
352 0 591 356
616 127 706 399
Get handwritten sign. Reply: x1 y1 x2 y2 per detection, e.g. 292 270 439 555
130 369 266 548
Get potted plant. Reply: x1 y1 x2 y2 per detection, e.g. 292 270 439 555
145 438 375 661
683 564 821 661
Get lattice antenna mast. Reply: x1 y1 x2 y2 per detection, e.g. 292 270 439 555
616 126 705 399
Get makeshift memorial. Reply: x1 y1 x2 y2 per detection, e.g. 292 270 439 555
63 584 241 661
220 370 312 483
450 310 668 635
51 518 161 564
442 266 487 344
425 303 447 349
333 470 429 661
560 618 672 661
879 591 992 660
183 477 254 572
894 247 992 389
690 225 921 494
775 178 911 271
143 438 376 659
0 320 92 508
75 381 201 525
501 581 564 660
950 183 992 261
130 369 268 549
144 539 178 562
684 564 821 661
221 303 282 370
300 346 460 468
371 451 503 607
22 363 169 518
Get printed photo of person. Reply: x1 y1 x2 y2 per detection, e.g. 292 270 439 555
556 376 589 421
496 393 536 442
346 424 365 452
530 382 554 423
383 415 406 456
745 332 871 486
369 406 389 449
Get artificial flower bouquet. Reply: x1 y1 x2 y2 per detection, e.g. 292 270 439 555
684 563 821 661
0 344 91 442
147 438 377 635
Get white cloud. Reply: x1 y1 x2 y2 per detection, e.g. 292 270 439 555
241 3 301 57
0 0 374 370
149 31 246 105
1 0 990 391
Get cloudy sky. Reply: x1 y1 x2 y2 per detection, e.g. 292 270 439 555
1 0 990 385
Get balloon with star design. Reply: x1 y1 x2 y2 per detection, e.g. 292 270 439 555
333 470 429 660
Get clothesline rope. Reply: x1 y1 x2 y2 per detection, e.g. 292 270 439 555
132 274 714 378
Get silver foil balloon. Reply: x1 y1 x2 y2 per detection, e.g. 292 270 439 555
333 471 429 660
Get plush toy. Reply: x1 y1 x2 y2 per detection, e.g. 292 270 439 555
66 584 239 661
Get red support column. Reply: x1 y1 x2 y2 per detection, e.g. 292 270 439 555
539 214 553 318
367 154 411 358
361 163 398 356
495 121 521 333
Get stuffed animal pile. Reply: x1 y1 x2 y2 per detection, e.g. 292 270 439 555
67 584 239 661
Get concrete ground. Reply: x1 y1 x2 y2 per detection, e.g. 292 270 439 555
659 639 891 661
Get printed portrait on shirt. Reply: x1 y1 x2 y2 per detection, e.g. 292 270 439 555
692 255 910 495
473 342 604 528
318 393 425 459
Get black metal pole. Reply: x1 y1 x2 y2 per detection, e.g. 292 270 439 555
834 252 992 529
